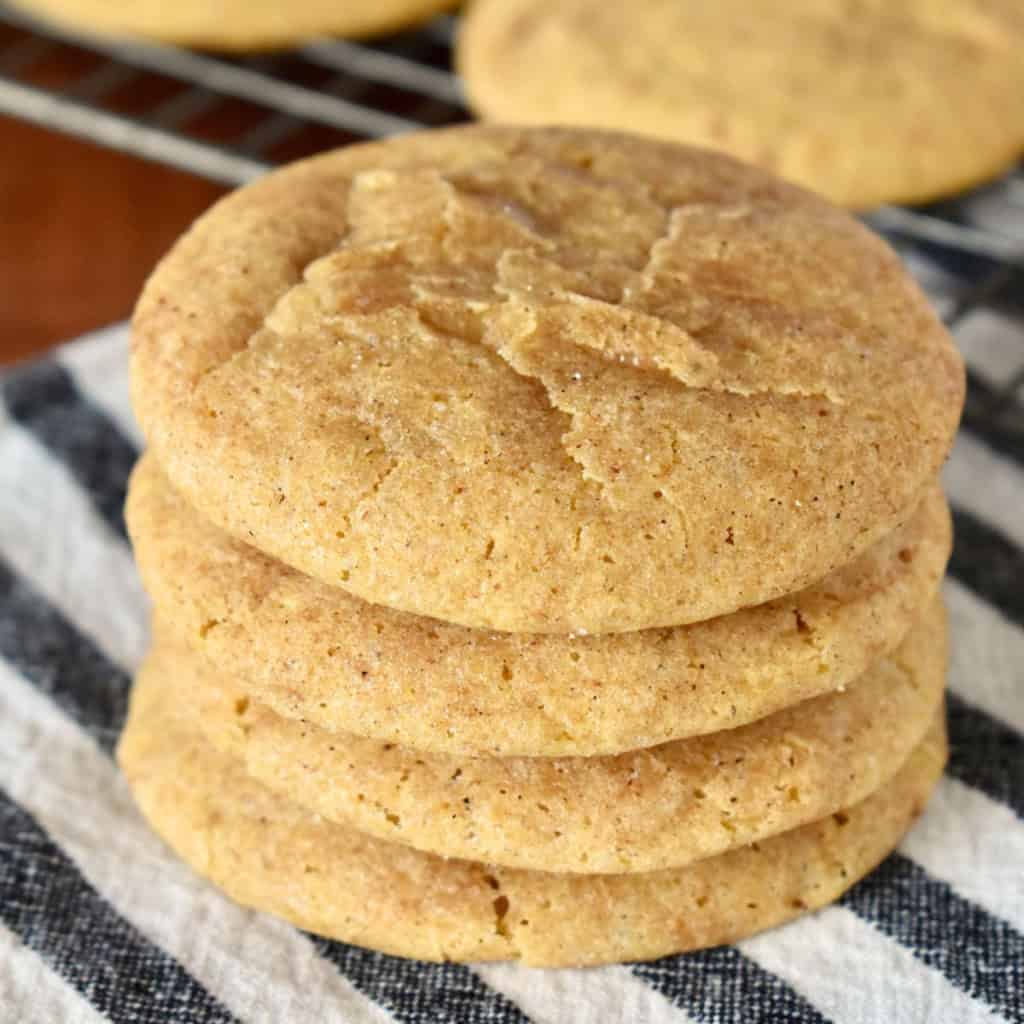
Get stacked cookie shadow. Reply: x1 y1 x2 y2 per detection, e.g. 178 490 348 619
118 125 964 967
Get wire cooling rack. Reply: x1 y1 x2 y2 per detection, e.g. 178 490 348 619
0 5 465 180
1 1 1022 417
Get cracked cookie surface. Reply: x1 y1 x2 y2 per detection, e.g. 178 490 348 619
118 667 946 966
459 0 1024 208
159 598 945 874
129 454 951 755
132 125 963 633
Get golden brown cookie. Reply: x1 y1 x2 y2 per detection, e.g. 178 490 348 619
10 0 454 48
132 125 963 634
164 597 946 873
458 0 1024 208
128 453 951 756
118 669 946 966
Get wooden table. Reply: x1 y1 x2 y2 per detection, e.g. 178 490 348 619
0 115 226 365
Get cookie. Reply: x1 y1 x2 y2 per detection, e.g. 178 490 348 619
162 597 945 873
128 453 951 755
10 0 454 48
118 669 946 967
132 125 963 633
458 0 1024 209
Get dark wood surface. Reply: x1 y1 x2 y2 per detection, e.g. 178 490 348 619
0 115 226 364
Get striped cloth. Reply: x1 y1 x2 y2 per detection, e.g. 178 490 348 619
0 255 1021 1022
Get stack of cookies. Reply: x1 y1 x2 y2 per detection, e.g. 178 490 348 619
119 125 964 967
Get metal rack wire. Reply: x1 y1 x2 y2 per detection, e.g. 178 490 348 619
0 5 466 182
0 1 1021 418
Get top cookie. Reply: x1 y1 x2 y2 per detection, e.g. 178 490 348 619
458 0 1024 208
10 0 454 48
132 125 963 633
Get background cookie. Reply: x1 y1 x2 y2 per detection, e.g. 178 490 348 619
132 125 964 634
10 0 455 48
458 0 1024 208
118 666 946 966
166 598 945 873
129 454 951 755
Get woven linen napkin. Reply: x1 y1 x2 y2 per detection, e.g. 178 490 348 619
0 284 1020 1024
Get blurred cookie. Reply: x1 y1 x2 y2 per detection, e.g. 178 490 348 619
458 0 1024 208
118 662 946 966
132 125 963 634
11 0 454 48
161 597 946 873
128 454 950 756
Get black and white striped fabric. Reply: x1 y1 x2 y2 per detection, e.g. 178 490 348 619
0 242 1021 1022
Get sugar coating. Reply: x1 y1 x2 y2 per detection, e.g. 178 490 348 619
459 0 1024 208
131 126 964 634
117 672 946 967
128 454 951 755
165 598 945 874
